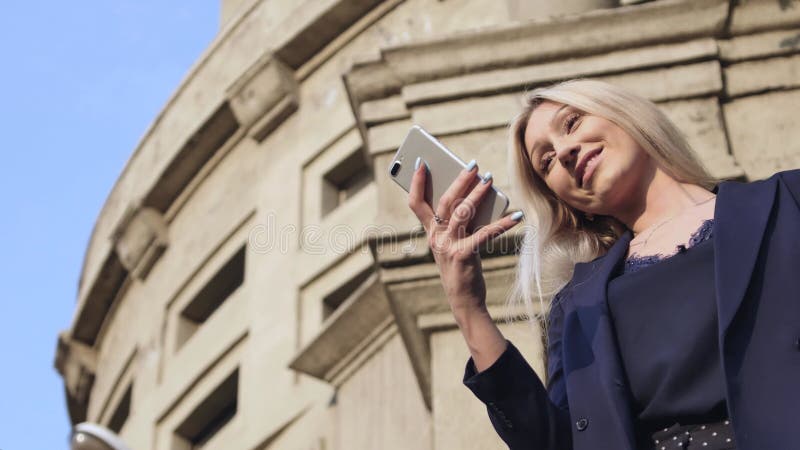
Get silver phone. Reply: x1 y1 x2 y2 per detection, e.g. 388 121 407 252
388 125 510 232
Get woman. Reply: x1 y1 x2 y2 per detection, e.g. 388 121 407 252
406 79 800 450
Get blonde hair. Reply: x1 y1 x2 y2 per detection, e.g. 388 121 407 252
503 79 717 332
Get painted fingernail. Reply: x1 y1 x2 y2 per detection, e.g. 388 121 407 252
482 172 493 184
465 159 477 172
415 156 422 171
510 211 524 221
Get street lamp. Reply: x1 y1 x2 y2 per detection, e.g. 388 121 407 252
70 423 130 450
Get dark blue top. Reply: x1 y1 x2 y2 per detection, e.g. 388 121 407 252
608 219 727 443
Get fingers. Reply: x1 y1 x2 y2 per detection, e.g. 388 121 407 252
467 210 525 250
407 157 435 229
448 171 494 236
436 159 480 220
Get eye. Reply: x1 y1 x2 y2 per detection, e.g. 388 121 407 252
563 112 581 134
540 152 555 173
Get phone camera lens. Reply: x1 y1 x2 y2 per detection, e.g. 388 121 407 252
390 161 401 177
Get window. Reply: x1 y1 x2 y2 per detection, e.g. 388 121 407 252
322 267 373 321
108 383 132 434
174 369 238 449
176 246 245 349
320 149 372 217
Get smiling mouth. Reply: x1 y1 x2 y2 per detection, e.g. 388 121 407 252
575 147 603 188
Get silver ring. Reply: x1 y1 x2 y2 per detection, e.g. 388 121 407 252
433 214 446 225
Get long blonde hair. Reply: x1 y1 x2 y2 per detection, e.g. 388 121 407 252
503 79 717 331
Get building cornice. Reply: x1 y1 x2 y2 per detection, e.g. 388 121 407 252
70 0 388 351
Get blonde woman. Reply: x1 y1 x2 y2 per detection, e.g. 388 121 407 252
406 79 800 450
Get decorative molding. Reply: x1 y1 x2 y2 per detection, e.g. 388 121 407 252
111 203 168 280
729 0 800 36
289 273 392 382
400 38 719 107
376 255 521 411
724 53 800 98
143 102 240 212
273 0 386 70
55 331 97 423
71 252 128 346
344 0 729 104
719 29 800 63
226 54 299 142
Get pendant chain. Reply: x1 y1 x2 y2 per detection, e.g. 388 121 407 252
629 195 715 250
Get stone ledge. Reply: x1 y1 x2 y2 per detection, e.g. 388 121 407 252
724 53 800 98
154 330 248 424
378 262 520 410
719 29 800 63
366 118 414 155
407 61 723 137
360 95 410 126
273 0 385 69
289 273 392 381
71 253 128 346
345 0 728 103
729 0 800 35
417 303 536 332
143 103 240 213
401 38 719 106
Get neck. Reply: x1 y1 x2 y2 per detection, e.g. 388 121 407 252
615 168 713 236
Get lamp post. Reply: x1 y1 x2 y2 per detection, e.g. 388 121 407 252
70 423 130 450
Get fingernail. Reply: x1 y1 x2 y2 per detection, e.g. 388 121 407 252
465 159 477 171
482 172 493 184
415 156 421 171
510 211 524 221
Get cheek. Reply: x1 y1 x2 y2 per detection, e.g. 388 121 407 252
545 171 575 200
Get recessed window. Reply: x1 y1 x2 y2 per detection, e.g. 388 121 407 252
176 246 245 349
321 149 372 217
174 369 238 449
108 383 132 434
322 267 373 321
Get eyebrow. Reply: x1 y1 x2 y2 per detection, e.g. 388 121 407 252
527 104 570 162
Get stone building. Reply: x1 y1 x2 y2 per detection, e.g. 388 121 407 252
54 0 800 449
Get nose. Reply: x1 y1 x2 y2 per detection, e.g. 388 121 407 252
555 142 580 168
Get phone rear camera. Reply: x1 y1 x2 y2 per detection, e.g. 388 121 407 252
390 161 401 177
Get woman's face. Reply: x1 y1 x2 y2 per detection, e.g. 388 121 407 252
523 101 652 216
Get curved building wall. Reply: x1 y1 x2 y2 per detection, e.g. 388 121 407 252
55 1 800 449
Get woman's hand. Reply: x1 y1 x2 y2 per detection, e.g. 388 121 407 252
407 157 524 314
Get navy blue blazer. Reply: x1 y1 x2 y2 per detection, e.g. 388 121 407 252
464 169 800 450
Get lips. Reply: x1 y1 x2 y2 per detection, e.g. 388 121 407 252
575 147 603 188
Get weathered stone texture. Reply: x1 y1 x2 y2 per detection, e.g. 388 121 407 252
431 321 545 450
334 333 432 450
724 89 800 180
658 98 742 180
725 54 800 98
56 0 800 449
719 29 800 63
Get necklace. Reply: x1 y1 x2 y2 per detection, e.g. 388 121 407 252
629 195 715 250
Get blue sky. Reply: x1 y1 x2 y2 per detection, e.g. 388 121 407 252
0 2 218 448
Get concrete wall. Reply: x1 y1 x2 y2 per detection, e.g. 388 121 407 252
55 0 800 449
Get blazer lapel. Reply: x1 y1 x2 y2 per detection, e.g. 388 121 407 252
570 230 632 340
714 177 778 340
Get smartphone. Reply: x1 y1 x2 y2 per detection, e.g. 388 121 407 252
388 125 510 232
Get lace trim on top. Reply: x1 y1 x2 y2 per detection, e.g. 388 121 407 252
624 219 714 274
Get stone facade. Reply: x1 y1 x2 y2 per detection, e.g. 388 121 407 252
55 0 800 449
